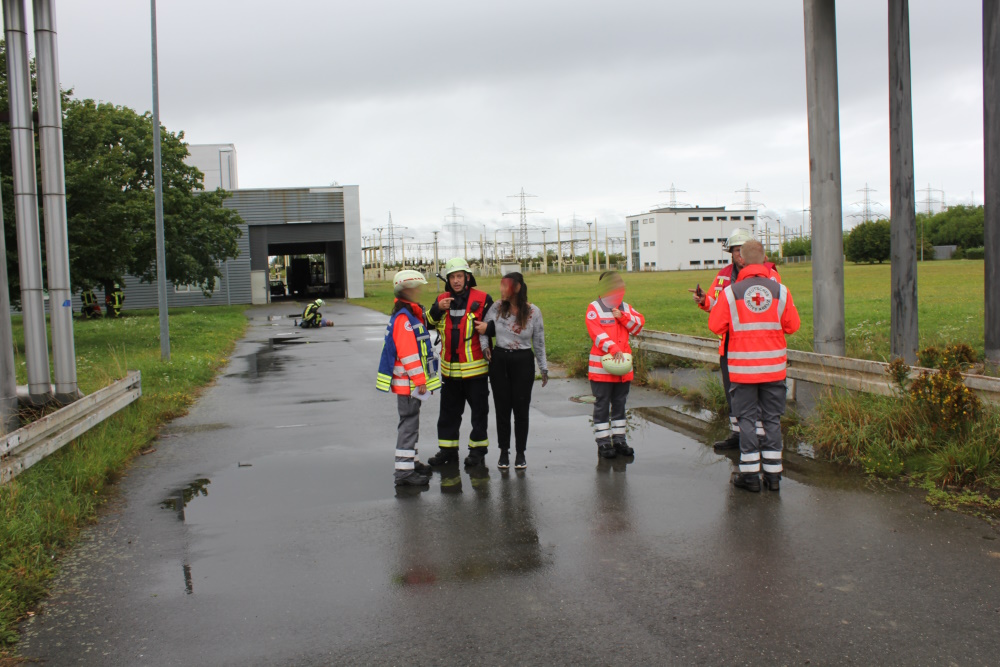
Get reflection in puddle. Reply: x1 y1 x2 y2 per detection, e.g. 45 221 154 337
160 478 211 521
183 563 194 594
245 349 284 380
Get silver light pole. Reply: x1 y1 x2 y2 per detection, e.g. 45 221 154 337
150 0 170 360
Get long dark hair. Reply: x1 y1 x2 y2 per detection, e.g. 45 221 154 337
499 272 530 329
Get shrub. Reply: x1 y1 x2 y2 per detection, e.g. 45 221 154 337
845 220 891 263
964 247 984 260
909 368 981 432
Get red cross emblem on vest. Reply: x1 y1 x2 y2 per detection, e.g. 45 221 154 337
751 292 766 307
743 285 772 313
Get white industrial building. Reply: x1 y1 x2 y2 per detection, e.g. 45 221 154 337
626 206 758 272
187 143 239 191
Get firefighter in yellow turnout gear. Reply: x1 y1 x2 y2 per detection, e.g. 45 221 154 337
426 258 495 467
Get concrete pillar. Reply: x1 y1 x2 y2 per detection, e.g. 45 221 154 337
985 0 1000 364
889 0 919 363
803 0 846 356
33 0 78 400
4 0 52 401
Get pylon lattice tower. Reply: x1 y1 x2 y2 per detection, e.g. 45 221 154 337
659 183 690 208
917 184 944 215
443 203 466 257
850 183 884 222
385 212 397 265
504 188 542 261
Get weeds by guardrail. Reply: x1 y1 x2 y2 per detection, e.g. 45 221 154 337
0 371 142 484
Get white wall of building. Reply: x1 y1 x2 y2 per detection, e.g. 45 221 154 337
186 143 239 191
627 207 757 272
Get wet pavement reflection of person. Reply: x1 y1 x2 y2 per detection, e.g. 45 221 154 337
593 457 635 536
392 467 544 587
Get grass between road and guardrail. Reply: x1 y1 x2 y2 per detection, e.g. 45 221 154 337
0 306 247 651
358 261 1000 504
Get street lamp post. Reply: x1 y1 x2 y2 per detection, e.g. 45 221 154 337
150 0 170 361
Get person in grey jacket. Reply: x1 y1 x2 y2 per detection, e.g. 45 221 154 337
474 272 547 470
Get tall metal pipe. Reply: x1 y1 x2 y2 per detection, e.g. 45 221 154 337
985 0 1000 365
3 0 52 401
33 0 78 401
0 187 19 433
150 0 170 360
803 0 846 356
888 0 919 363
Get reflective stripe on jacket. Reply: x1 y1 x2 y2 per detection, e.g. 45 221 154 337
707 264 801 384
428 288 490 379
81 290 96 306
376 301 442 395
699 261 779 356
303 303 320 321
586 299 644 383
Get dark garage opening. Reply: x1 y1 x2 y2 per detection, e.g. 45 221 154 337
268 241 346 299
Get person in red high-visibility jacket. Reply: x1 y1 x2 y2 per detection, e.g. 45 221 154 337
708 240 800 493
586 271 645 459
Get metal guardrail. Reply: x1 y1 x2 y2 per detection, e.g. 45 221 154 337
637 330 1000 404
1 371 142 484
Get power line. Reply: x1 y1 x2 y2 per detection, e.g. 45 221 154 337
658 182 690 208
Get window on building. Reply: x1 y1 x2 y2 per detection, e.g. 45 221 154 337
175 279 220 293
703 238 713 243
630 221 639 235
731 216 741 221
703 216 713 221
650 262 656 268
643 241 649 247
649 241 656 247
720 258 730 264
689 238 700 243
705 260 715 265
644 262 650 268
688 216 699 221
718 216 728 221
689 260 701 266
745 215 755 221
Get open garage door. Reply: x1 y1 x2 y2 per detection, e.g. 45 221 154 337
250 225 347 299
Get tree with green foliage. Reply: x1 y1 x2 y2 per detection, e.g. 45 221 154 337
63 99 242 297
919 205 984 249
845 219 891 264
781 237 811 257
0 40 242 304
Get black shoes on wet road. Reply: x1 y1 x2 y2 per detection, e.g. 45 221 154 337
613 442 634 457
732 472 762 493
598 443 635 459
497 450 510 469
464 449 487 467
514 452 527 470
428 449 459 466
763 473 781 492
395 471 431 487
713 433 740 453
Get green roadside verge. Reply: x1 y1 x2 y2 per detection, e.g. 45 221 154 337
1 306 247 650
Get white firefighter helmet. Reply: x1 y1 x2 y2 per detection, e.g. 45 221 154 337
393 269 427 295
723 228 755 253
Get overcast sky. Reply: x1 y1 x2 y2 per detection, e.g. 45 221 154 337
35 0 987 252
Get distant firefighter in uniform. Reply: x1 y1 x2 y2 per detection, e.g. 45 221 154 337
300 298 333 328
426 258 494 468
105 283 124 318
586 271 645 459
691 229 780 453
708 240 800 493
376 270 441 487
80 287 101 319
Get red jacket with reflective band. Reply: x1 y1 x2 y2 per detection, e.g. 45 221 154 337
707 264 800 384
390 301 428 395
699 261 779 355
431 288 490 378
586 299 645 383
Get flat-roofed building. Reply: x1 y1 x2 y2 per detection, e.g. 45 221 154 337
626 206 757 272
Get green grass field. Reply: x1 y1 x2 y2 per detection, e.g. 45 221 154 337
1 307 247 650
359 260 986 366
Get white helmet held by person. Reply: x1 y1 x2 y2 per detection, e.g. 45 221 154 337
393 269 428 295
722 228 755 253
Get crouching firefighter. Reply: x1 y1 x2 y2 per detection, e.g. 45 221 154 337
708 240 800 493
427 258 494 467
376 270 442 487
300 298 325 328
80 287 101 319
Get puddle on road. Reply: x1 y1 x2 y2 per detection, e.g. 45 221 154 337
160 478 212 520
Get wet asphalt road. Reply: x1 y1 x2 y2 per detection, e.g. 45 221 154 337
18 303 1000 666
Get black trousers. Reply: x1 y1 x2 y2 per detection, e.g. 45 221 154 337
437 375 490 449
489 348 535 452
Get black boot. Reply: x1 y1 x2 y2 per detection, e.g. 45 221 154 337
713 432 740 453
598 443 617 459
428 448 459 466
732 472 761 493
613 441 634 457
497 450 510 470
413 460 431 473
763 473 781 491
464 448 487 467
514 451 527 470
395 470 431 487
